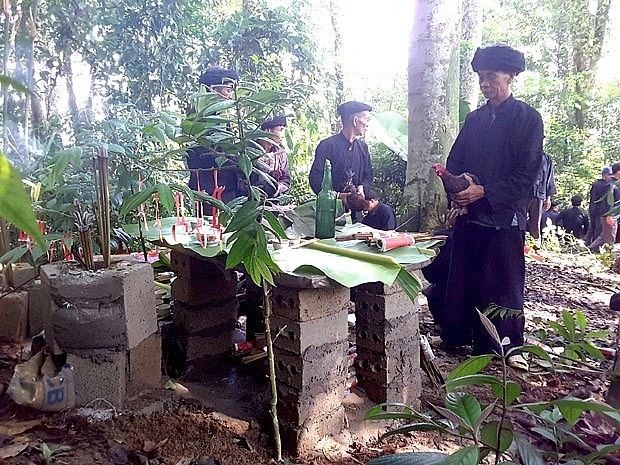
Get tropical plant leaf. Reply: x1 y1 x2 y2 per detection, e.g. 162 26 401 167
0 74 34 95
480 420 514 453
447 355 495 382
395 267 422 303
474 401 497 432
363 403 415 421
477 309 501 346
445 392 481 429
119 185 157 217
380 422 447 440
445 374 503 392
443 445 478 465
367 451 448 465
0 153 45 248
562 310 576 340
514 435 545 465
156 184 175 214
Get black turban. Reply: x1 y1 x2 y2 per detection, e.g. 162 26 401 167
199 66 239 87
471 45 525 74
261 114 287 130
337 101 372 118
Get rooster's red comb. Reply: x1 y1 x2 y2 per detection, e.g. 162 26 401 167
431 163 445 175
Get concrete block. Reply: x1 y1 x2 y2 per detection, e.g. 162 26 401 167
173 300 238 333
171 271 237 304
41 257 157 350
355 312 419 353
280 406 345 457
184 321 236 361
0 262 37 289
274 340 348 394
355 289 417 322
127 333 162 395
66 349 126 408
270 309 348 355
355 280 402 296
27 282 52 337
272 286 350 321
277 383 344 425
169 251 227 280
0 291 28 343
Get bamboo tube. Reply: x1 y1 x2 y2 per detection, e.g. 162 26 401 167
94 148 111 268
0 218 14 288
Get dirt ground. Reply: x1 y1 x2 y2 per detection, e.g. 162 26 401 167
1 250 619 465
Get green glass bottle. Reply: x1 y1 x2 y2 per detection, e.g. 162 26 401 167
315 160 336 239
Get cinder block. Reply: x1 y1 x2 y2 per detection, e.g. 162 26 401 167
0 291 28 342
127 333 162 395
355 289 417 322
355 312 418 353
272 286 350 321
270 309 348 355
0 262 37 289
27 282 52 337
169 251 228 280
171 271 237 304
355 280 402 296
274 340 348 394
66 349 126 408
184 321 236 361
41 258 157 350
173 300 238 333
277 383 344 425
280 406 345 457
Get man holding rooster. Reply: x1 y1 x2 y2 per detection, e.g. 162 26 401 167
438 44 544 369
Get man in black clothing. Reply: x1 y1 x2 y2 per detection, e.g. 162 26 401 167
362 197 397 231
309 101 374 222
585 167 612 245
442 44 543 364
526 151 556 246
186 66 245 203
556 196 589 239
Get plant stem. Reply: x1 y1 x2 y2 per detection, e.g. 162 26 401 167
262 279 282 461
0 218 14 288
495 349 508 465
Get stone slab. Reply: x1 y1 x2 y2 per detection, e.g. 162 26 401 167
355 280 402 296
270 309 348 355
271 286 350 321
66 349 126 408
169 251 228 280
0 291 28 343
127 333 162 395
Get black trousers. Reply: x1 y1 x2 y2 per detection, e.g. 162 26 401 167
440 219 525 355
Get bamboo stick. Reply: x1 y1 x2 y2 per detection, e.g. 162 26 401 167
94 148 111 268
0 218 14 288
305 240 400 266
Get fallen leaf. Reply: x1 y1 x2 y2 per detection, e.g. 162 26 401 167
0 442 29 459
143 437 168 453
0 419 41 436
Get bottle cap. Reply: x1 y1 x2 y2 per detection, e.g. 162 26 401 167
325 159 331 166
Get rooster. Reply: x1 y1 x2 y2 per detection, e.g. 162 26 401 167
432 163 479 196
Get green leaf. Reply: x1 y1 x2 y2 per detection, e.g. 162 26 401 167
0 244 30 265
562 310 576 340
380 422 447 440
107 143 126 155
504 381 522 405
575 310 587 332
514 436 544 465
443 446 478 465
367 452 448 465
225 201 260 232
520 345 553 363
51 148 82 185
445 374 502 392
394 267 422 302
531 426 558 444
261 209 287 238
445 392 481 428
477 310 502 346
156 184 175 214
120 185 157 218
0 153 45 249
547 320 570 340
447 355 495 381
238 153 252 178
0 74 34 95
480 420 514 453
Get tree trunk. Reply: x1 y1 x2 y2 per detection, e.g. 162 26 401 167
459 0 482 111
404 0 461 233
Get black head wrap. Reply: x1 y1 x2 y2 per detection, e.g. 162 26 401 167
199 66 239 87
261 114 287 130
337 101 372 119
471 45 525 74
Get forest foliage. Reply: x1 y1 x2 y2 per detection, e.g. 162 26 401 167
0 0 619 241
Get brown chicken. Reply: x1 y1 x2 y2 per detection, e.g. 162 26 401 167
432 163 479 195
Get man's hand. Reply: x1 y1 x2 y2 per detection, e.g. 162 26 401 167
450 174 485 206
543 196 551 211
